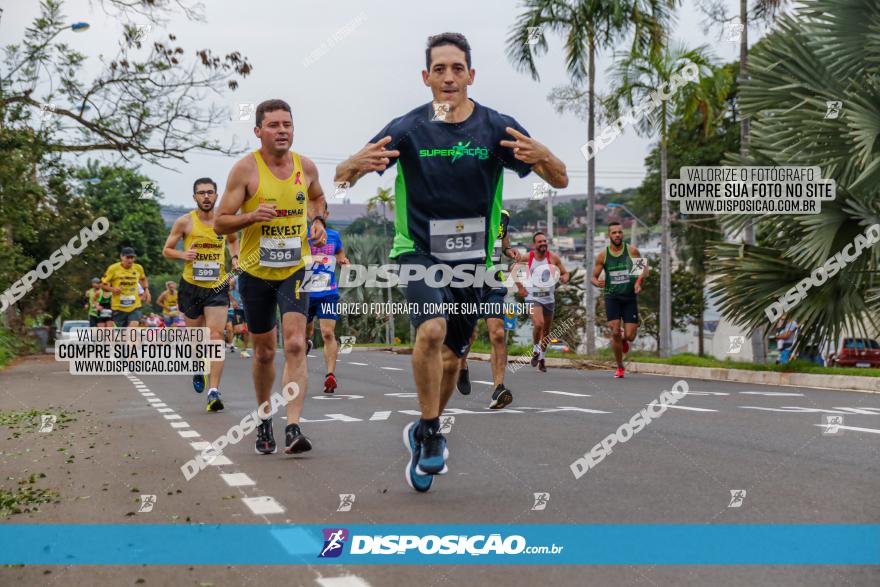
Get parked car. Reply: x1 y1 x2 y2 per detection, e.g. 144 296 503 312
829 337 880 368
57 320 90 342
546 338 571 353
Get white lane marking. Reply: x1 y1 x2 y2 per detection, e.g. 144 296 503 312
141 392 155 397
317 576 373 587
221 472 256 487
740 406 849 414
324 414 362 422
152 403 168 408
683 391 730 396
311 394 363 400
157 408 174 413
178 430 200 438
206 455 233 466
380 366 404 371
307 354 316 358
147 398 162 403
740 391 804 397
347 362 369 366
170 422 190 428
164 414 181 420
242 496 285 515
815 424 880 435
473 380 494 385
542 390 591 397
658 404 718 412
190 442 212 450
369 411 392 421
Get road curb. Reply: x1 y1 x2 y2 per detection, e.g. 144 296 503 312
461 351 880 393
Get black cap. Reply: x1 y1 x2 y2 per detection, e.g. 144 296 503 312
120 247 136 257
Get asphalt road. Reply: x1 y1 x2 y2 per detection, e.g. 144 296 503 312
1 348 878 586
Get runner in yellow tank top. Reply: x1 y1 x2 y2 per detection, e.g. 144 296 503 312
156 281 179 326
163 177 240 412
215 99 327 456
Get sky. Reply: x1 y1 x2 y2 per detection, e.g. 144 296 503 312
3 0 781 208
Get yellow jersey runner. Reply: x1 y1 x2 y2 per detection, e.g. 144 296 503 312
181 211 227 289
239 150 311 280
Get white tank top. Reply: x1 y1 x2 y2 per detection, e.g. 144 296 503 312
525 251 556 304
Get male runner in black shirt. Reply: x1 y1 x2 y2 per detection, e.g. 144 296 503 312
335 32 568 492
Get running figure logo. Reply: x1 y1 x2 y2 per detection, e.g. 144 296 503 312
824 101 843 119
822 414 844 435
318 528 349 558
337 494 355 512
140 181 157 200
630 257 647 276
728 489 746 508
526 26 543 45
726 22 744 42
238 103 256 121
531 492 550 511
138 494 157 513
439 416 455 434
432 102 450 122
531 182 550 200
727 336 745 354
339 336 355 354
39 414 56 433
333 181 350 200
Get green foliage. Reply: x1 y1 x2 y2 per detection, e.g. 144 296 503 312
708 0 880 347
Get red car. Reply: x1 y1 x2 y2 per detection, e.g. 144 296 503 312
830 338 880 368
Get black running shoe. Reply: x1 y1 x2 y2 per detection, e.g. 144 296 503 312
255 418 276 454
416 427 448 476
530 352 540 367
489 383 513 410
284 423 313 454
538 358 547 373
456 368 471 396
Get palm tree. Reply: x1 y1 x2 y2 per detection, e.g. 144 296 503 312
367 187 395 344
506 0 677 355
709 0 880 352
604 44 712 356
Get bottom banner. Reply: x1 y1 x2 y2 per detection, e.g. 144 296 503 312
1 524 878 565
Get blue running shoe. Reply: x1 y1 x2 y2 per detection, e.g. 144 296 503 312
206 389 223 412
402 421 432 493
416 426 449 476
193 373 206 394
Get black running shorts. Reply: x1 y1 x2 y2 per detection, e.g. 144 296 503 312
178 279 229 320
237 268 308 335
604 293 639 324
480 285 507 320
399 253 481 358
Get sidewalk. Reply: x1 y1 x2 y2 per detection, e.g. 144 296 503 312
462 352 880 394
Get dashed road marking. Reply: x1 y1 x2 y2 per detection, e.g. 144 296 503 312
242 496 285 515
659 404 718 412
740 391 804 397
369 411 392 421
178 430 200 438
380 366 404 371
473 380 494 385
542 390 590 397
190 442 212 450
157 408 174 413
206 455 233 466
317 576 373 587
347 362 369 366
170 421 190 428
164 414 182 420
221 472 256 487
815 423 880 435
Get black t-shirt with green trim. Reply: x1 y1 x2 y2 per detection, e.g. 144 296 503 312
369 100 532 265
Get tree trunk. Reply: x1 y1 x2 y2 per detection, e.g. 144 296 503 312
698 308 705 357
581 38 597 355
659 107 672 358
739 0 766 364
